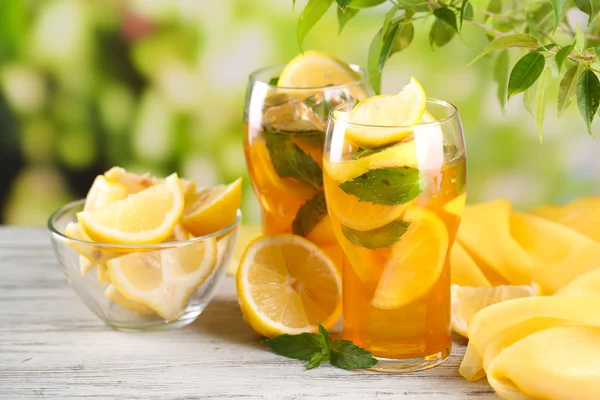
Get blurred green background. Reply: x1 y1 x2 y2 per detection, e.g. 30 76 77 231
1 0 598 226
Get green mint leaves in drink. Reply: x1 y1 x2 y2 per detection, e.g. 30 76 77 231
339 166 425 205
264 322 378 370
292 192 327 237
341 220 410 250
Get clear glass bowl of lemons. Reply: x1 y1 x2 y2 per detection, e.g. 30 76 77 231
48 167 242 331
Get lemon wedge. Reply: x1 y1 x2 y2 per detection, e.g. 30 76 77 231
182 178 242 237
371 206 449 309
84 175 128 212
104 284 154 314
236 234 342 337
104 167 196 200
278 50 361 88
64 222 117 274
451 283 539 338
77 173 184 244
107 237 218 321
345 77 426 148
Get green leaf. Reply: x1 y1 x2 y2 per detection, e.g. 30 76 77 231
336 0 353 10
264 333 324 361
507 51 546 99
575 24 585 53
348 0 386 7
317 322 331 353
577 69 600 135
397 0 431 12
487 0 503 15
434 7 458 32
341 220 410 250
351 145 392 160
574 0 600 21
263 126 323 190
464 2 474 20
330 339 378 369
0 0 25 59
595 47 600 59
493 51 510 109
555 44 574 72
337 6 359 33
557 64 583 118
378 4 401 71
306 352 326 369
548 0 565 32
469 34 540 65
292 192 327 237
269 76 280 85
524 87 534 116
391 22 415 53
459 0 470 29
429 19 456 48
368 31 383 94
534 67 552 143
339 166 425 205
536 43 557 52
297 0 334 51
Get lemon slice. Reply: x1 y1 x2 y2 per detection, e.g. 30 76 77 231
236 234 342 337
451 283 539 338
97 263 111 285
64 222 118 273
77 173 184 244
107 238 218 321
84 175 128 212
278 50 361 88
305 215 337 245
104 284 154 314
371 206 449 309
104 167 196 200
182 178 242 237
345 77 426 148
167 223 193 241
325 139 418 184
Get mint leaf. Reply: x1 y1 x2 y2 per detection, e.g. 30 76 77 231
339 166 425 205
292 192 327 237
330 339 378 369
264 333 323 361
269 76 279 85
307 352 326 369
317 321 331 357
350 145 391 160
268 121 326 149
342 220 410 249
263 126 323 190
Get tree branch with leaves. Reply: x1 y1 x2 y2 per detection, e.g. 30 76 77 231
293 0 600 137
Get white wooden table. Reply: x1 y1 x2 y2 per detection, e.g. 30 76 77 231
0 227 497 399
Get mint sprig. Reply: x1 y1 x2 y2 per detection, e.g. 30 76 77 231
264 322 378 370
292 192 327 237
342 220 410 249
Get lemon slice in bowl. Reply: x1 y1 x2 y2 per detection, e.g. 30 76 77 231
451 283 539 338
84 175 128 212
278 50 361 88
182 178 242 237
371 206 449 309
107 237 218 321
77 173 185 244
104 284 155 314
104 166 196 200
345 77 426 149
64 222 118 274
236 234 342 338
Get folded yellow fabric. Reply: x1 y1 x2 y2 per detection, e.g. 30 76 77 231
460 268 600 400
453 199 600 294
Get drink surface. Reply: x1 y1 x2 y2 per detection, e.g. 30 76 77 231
323 120 466 360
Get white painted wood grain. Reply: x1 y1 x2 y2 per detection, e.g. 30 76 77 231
0 227 497 399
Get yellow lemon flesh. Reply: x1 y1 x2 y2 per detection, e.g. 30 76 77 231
278 50 361 88
77 173 184 245
451 283 539 338
84 175 128 212
236 234 342 338
344 77 427 148
104 166 196 200
104 284 154 314
182 178 242 237
371 206 449 309
107 237 218 321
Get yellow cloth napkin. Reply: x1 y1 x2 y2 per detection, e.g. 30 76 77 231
455 197 600 400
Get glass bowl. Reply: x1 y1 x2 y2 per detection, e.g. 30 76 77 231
48 199 240 332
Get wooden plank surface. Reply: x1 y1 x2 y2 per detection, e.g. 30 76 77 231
0 227 496 399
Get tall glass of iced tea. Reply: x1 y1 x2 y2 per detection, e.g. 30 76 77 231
323 93 466 372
